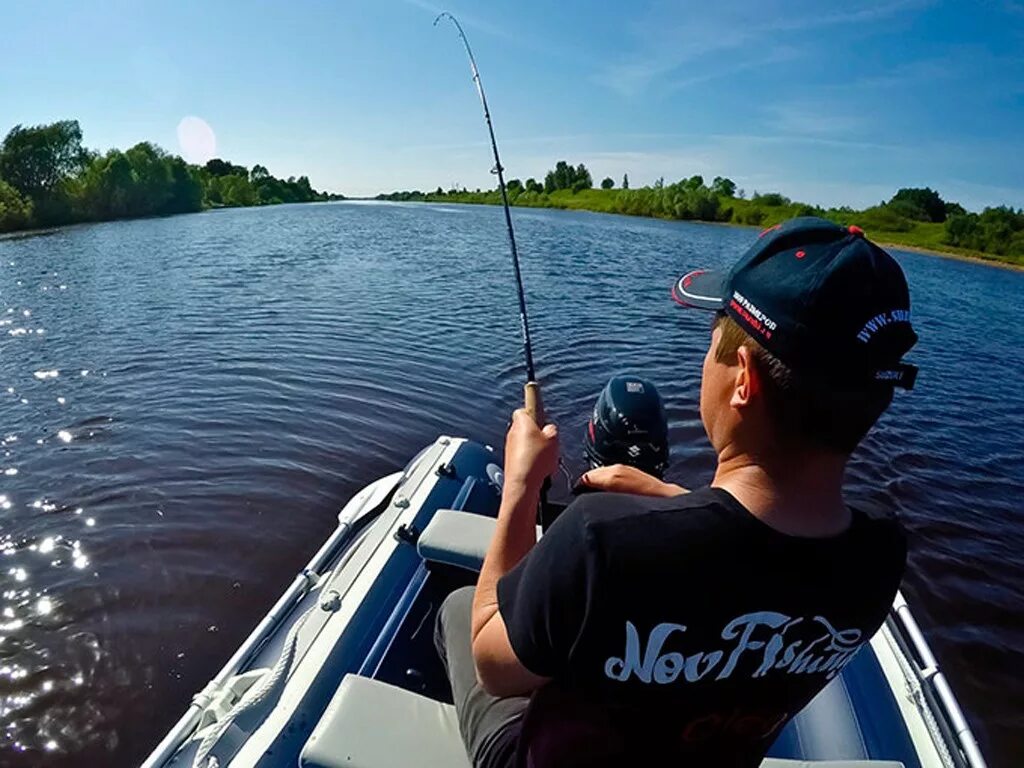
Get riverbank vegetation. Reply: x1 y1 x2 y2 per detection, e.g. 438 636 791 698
378 162 1023 266
0 120 340 234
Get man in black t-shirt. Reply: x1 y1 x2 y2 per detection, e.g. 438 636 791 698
434 217 917 767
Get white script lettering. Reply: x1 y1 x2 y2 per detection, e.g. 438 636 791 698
604 612 864 685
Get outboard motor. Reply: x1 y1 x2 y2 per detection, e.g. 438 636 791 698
584 375 669 479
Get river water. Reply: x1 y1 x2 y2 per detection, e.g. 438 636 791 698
0 202 1020 766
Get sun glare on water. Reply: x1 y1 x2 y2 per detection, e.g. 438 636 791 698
176 116 216 164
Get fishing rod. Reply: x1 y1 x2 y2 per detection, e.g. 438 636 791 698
434 11 545 427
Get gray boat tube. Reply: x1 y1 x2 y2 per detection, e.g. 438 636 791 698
891 591 987 768
141 470 403 768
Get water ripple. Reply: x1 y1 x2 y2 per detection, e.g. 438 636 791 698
0 204 1020 766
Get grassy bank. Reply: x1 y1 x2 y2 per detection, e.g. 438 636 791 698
409 188 1021 269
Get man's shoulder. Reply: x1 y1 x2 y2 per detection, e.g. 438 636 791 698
563 487 733 536
849 499 908 571
850 498 908 544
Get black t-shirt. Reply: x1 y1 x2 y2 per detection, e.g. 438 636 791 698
496 487 906 768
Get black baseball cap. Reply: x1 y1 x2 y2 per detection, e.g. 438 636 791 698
672 217 918 389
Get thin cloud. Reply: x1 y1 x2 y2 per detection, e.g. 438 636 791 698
399 0 520 48
596 0 933 96
668 47 802 92
763 102 868 137
767 0 932 31
391 133 600 154
708 132 904 153
828 58 957 91
826 46 1024 93
399 0 593 66
932 178 1024 210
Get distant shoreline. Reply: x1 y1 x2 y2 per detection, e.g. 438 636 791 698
5 196 1020 274
873 240 1024 272
0 119 340 237
709 217 1024 271
711 217 1024 272
397 192 1023 272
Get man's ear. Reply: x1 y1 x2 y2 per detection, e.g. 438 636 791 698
731 345 760 408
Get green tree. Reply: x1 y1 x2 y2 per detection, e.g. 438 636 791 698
205 158 248 178
252 175 283 205
124 142 173 215
740 207 766 225
543 160 592 192
293 175 315 202
525 178 543 194
0 120 323 232
77 149 135 219
944 201 966 218
622 173 629 190
545 160 569 192
0 120 85 199
575 163 592 189
164 156 204 214
888 187 947 223
853 205 914 232
506 178 523 194
752 191 791 207
205 174 224 205
0 179 33 232
945 206 1024 256
219 174 258 207
0 120 86 225
600 177 614 190
77 143 203 219
712 176 737 197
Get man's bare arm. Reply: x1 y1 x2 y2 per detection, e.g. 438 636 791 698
580 464 689 497
470 410 557 697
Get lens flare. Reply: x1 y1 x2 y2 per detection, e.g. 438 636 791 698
176 116 217 164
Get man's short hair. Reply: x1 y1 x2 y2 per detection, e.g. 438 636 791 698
713 312 893 454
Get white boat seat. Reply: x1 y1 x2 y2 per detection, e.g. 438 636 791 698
300 673 903 768
300 674 470 768
417 508 496 571
417 509 499 571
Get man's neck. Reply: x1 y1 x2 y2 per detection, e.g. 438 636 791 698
710 448 850 538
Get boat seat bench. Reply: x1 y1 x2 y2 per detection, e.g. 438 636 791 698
416 508 500 572
299 674 904 768
301 674 468 768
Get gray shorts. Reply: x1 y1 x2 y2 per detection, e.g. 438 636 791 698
435 586 530 768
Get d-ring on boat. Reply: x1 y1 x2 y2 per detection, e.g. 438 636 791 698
143 437 987 768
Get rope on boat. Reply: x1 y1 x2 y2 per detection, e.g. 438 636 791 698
886 625 956 768
191 602 318 768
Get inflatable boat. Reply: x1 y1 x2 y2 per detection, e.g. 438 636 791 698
142 437 987 768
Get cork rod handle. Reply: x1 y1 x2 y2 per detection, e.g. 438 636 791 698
523 381 545 427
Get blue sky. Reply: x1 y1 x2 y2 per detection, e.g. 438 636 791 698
3 0 1023 209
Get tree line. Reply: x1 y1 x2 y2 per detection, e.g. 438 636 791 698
385 159 1022 263
0 120 340 233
